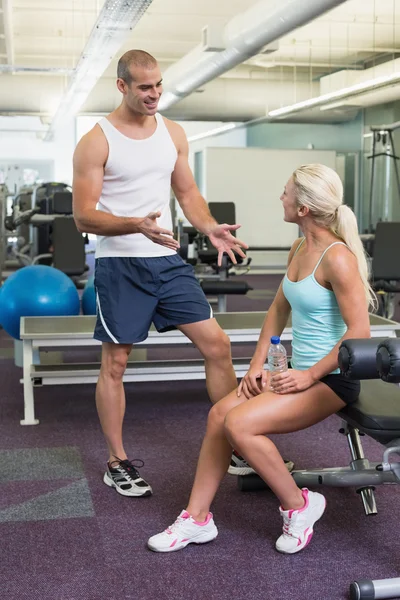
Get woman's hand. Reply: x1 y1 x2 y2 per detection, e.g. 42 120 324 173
270 369 315 394
237 365 269 399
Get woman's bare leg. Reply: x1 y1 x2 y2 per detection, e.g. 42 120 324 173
223 382 345 510
185 388 247 521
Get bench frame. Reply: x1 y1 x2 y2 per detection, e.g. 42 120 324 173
19 312 400 426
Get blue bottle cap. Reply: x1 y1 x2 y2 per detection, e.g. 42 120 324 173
270 336 280 344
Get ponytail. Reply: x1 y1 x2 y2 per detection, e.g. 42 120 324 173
333 205 377 310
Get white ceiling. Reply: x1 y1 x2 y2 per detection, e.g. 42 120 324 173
0 0 400 124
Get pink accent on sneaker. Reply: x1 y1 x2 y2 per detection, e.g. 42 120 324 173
298 527 313 547
181 511 190 519
287 488 310 517
193 512 213 527
169 539 178 548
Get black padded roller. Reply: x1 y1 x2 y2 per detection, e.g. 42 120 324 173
237 474 269 492
377 338 400 383
338 339 385 380
200 280 252 295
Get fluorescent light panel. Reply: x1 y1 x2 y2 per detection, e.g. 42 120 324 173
45 0 154 140
269 70 400 118
187 123 237 142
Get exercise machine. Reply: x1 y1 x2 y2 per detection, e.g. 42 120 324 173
237 337 400 599
369 221 400 320
367 121 400 233
4 184 88 286
344 338 400 600
177 201 253 311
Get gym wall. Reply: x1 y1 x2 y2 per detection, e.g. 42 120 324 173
202 146 337 247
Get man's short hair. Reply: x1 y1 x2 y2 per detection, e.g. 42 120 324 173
117 50 158 84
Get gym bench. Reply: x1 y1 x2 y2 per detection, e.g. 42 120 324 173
18 313 400 427
238 337 400 600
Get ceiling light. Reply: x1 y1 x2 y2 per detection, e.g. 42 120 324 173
187 123 237 142
44 0 154 141
269 70 400 118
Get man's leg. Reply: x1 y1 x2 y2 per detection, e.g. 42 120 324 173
96 342 132 463
177 318 237 403
96 341 152 497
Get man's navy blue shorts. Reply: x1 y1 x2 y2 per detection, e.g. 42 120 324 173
93 255 213 344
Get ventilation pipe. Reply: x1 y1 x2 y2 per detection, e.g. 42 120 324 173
159 0 349 111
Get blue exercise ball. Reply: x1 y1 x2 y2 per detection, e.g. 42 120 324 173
0 265 80 339
81 275 96 315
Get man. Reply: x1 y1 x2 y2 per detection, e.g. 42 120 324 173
72 49 249 497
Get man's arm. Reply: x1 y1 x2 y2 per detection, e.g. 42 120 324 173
73 127 141 236
168 121 248 264
169 123 217 235
72 127 179 250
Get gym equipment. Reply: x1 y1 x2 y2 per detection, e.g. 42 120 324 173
0 183 9 279
81 276 96 315
4 183 88 286
369 221 400 319
342 338 400 600
367 121 400 233
176 202 253 312
237 335 400 599
0 265 80 339
17 312 400 426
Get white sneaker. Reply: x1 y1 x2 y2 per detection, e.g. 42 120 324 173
275 488 326 554
147 510 218 553
228 451 295 476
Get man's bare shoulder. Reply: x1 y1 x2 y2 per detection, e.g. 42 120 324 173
74 123 108 165
161 116 186 141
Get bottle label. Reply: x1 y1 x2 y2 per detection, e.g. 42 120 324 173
268 355 287 372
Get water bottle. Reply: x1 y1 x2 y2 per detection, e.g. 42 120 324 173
267 336 288 390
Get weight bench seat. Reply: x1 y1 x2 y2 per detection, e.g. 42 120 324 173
338 379 400 444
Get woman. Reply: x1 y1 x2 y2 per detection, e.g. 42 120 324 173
147 163 375 554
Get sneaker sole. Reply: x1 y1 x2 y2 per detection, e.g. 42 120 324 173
103 472 153 497
228 466 256 475
276 496 327 555
147 530 218 553
229 460 295 477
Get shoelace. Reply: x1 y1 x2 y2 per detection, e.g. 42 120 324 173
110 456 145 482
166 514 187 535
282 514 300 538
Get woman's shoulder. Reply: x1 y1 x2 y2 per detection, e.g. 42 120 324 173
286 237 305 266
322 240 357 274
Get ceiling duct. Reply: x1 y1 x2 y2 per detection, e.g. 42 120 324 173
159 0 349 111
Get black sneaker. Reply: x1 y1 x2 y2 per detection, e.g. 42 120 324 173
228 451 295 476
103 457 152 497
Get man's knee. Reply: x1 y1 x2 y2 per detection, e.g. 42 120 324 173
203 330 231 362
101 345 131 381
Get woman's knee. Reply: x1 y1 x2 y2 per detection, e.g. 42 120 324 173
223 408 247 445
207 391 238 428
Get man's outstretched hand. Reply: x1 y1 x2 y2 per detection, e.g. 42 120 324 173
208 224 248 266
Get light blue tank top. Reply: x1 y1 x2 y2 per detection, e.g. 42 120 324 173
282 239 347 374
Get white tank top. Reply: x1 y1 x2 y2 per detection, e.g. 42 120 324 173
95 113 178 258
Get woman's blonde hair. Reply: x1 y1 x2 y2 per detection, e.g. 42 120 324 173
292 163 376 310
